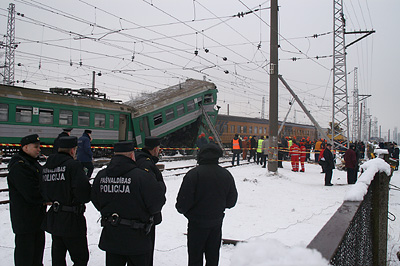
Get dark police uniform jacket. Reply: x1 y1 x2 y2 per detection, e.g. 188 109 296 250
41 152 91 237
91 155 166 255
176 144 238 227
7 151 46 234
135 149 166 225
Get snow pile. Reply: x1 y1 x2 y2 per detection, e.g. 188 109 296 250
230 239 328 266
344 158 391 201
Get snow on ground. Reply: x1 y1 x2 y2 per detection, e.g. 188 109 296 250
1 157 400 265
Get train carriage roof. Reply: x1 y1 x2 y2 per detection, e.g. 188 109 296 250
0 84 133 112
126 79 217 116
217 114 316 129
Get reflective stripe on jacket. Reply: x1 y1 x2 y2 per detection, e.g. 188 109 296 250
232 139 240 150
257 139 263 153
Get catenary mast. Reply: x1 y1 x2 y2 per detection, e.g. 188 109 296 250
3 3 16 85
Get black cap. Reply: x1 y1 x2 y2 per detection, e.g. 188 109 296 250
145 136 161 149
63 128 73 132
84 129 92 134
59 136 78 148
326 143 332 147
20 134 40 147
114 141 135 152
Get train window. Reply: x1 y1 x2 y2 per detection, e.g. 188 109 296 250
95 113 106 128
153 113 163 126
59 110 73 125
204 94 213 104
165 108 175 121
39 108 53 124
177 104 184 116
78 111 90 127
243 126 247 133
0 103 8 121
249 126 252 134
264 128 267 134
187 100 195 112
109 115 114 128
254 126 258 134
230 125 235 133
16 106 32 123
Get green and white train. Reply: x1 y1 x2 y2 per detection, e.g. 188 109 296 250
0 79 219 156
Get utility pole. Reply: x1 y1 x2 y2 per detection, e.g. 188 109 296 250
3 3 16 85
268 0 278 172
261 96 265 119
352 67 359 141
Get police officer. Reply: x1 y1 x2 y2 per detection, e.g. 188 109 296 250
91 141 166 266
41 136 91 266
53 128 72 153
77 129 94 178
7 134 46 266
135 136 166 265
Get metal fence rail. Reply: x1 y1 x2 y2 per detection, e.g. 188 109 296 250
307 167 392 265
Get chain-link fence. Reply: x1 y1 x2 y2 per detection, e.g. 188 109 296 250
308 169 391 266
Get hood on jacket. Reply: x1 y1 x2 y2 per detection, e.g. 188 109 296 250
106 155 137 177
44 152 73 168
197 143 223 165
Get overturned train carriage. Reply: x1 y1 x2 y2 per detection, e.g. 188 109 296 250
127 79 219 154
0 79 219 157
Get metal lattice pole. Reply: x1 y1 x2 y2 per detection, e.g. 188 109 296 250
332 0 350 147
352 67 359 141
3 3 16 85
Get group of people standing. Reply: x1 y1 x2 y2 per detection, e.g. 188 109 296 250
7 130 237 266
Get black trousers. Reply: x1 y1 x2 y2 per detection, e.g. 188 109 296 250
51 234 89 266
324 169 333 185
14 230 45 266
347 168 357 184
80 161 94 178
248 150 256 162
256 152 262 164
278 152 283 168
106 252 151 266
187 222 222 266
232 153 240 165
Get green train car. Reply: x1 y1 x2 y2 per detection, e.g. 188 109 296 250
0 79 219 156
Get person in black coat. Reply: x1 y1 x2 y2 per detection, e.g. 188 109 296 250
77 129 94 178
91 141 166 266
41 136 91 266
53 128 72 153
135 136 167 265
176 143 238 266
321 143 335 186
7 134 46 266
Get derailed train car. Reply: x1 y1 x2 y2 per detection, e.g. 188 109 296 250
0 79 218 156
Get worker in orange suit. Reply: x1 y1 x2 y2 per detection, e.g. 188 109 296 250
299 141 306 172
289 140 300 172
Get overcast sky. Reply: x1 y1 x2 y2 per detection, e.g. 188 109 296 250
1 0 399 140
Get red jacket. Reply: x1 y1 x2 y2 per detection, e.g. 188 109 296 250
290 143 300 157
344 148 357 169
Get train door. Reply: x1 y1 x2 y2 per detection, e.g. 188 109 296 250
118 114 127 141
142 116 151 137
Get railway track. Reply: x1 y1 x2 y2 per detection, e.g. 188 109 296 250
0 157 254 204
